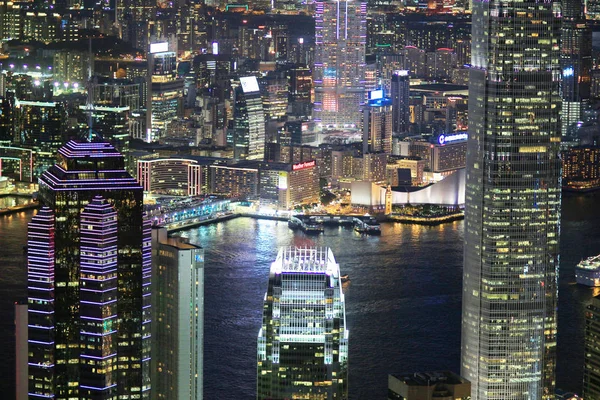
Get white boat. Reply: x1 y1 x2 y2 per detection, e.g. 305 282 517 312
576 254 600 287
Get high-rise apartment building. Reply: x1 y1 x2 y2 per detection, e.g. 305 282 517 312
257 247 349 399
234 76 266 161
313 0 366 130
27 140 151 399
151 227 204 400
461 0 562 398
584 295 600 400
391 71 410 134
363 93 393 154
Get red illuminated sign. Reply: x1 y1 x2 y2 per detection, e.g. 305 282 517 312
292 160 316 171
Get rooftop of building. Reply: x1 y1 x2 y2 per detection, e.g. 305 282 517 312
271 247 340 276
58 140 123 159
390 371 468 387
40 140 140 191
162 236 201 250
153 227 202 250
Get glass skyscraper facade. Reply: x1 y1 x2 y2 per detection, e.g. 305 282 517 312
28 141 151 399
257 247 349 399
16 100 67 178
584 295 600 400
151 227 204 400
391 71 410 135
461 0 562 398
148 41 184 142
313 0 366 130
234 76 266 161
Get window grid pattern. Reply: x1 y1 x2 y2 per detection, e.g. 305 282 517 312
258 247 349 399
461 0 562 399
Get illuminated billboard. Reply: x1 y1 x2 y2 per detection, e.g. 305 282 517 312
278 171 288 190
150 42 169 54
240 76 260 93
292 160 316 171
437 133 468 145
368 90 384 100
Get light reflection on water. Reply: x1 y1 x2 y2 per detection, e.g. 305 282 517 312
0 195 31 209
0 193 597 399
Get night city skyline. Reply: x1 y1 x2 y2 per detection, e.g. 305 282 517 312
0 0 598 399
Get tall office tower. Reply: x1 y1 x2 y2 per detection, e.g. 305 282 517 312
15 100 68 177
289 66 313 119
391 71 410 135
80 105 133 170
461 0 562 396
260 75 289 121
117 0 153 51
561 0 592 137
234 76 266 160
584 295 600 399
147 38 184 142
257 247 349 400
363 91 393 154
27 141 151 399
0 92 15 145
151 227 204 400
313 0 366 130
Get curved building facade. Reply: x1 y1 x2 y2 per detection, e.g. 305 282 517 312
137 158 203 195
351 168 466 206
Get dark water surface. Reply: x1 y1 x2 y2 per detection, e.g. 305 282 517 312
0 193 598 398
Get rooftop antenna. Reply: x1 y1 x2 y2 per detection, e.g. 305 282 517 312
86 37 94 141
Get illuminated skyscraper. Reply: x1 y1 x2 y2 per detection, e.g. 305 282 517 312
313 0 366 130
147 39 184 142
234 76 266 160
461 0 562 398
391 70 410 135
257 247 349 399
363 92 393 154
151 227 204 400
561 0 592 136
27 141 151 399
117 0 154 51
15 100 68 177
584 295 600 400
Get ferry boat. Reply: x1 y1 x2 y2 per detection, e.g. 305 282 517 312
288 218 301 230
575 254 600 287
354 220 381 235
303 218 324 235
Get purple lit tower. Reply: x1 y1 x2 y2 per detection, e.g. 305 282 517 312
79 197 119 398
27 141 151 399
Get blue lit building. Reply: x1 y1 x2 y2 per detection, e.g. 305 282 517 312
27 141 151 399
363 93 393 154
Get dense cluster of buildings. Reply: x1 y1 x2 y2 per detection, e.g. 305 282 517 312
4 0 600 396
